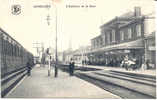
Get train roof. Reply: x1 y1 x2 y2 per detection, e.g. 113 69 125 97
0 27 33 55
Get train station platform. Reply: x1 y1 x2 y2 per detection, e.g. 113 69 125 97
75 64 156 77
5 64 120 98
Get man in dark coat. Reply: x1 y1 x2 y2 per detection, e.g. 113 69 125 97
27 60 32 76
69 58 75 76
71 60 75 76
69 60 71 76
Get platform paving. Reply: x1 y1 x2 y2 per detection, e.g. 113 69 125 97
6 64 121 99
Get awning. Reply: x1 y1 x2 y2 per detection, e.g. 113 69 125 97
87 39 144 54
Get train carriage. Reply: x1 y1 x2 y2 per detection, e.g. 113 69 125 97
0 28 34 78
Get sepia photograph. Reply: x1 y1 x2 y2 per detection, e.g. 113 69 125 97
0 0 156 99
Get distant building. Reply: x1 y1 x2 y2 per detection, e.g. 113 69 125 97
72 46 91 65
62 49 74 64
57 52 64 64
34 56 40 64
62 46 91 65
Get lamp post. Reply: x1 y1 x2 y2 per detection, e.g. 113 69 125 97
48 1 58 77
53 3 58 77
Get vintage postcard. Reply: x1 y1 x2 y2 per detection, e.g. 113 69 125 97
0 0 156 99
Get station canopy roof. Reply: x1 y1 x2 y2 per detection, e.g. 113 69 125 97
86 39 144 55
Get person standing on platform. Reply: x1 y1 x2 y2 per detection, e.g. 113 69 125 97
27 59 32 76
69 58 75 76
69 59 72 76
71 59 75 76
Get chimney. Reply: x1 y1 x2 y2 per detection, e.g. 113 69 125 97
134 7 141 17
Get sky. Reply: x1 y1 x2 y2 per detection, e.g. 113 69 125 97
0 0 156 56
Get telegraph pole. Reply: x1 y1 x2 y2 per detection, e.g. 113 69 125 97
33 42 43 65
33 42 42 57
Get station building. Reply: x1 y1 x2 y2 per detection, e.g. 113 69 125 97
88 7 156 68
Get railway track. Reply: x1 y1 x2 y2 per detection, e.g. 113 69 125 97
58 65 156 99
76 71 156 99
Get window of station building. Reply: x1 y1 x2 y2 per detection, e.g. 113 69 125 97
95 40 98 48
92 40 94 47
136 24 141 37
96 39 99 47
100 38 102 46
120 30 124 41
101 29 105 34
107 32 110 43
112 30 115 42
103 34 105 45
128 28 132 39
93 40 95 47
